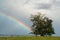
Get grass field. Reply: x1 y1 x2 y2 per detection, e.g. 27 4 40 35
0 36 60 40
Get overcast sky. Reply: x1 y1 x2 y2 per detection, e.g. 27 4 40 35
0 0 60 36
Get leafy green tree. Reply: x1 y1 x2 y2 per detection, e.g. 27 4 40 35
30 13 55 36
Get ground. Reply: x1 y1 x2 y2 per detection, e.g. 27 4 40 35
0 36 60 40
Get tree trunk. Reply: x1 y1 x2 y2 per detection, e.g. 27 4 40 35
41 34 44 36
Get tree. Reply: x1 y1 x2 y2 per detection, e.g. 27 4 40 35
30 13 55 36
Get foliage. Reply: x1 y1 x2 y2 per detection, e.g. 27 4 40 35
30 13 55 36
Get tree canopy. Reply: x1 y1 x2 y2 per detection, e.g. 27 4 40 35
30 13 55 36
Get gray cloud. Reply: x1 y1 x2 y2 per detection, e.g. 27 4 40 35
0 0 60 36
0 14 30 35
35 4 52 9
52 0 60 6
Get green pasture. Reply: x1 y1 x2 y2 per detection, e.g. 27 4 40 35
0 36 60 40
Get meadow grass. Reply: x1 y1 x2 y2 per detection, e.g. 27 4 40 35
0 36 60 40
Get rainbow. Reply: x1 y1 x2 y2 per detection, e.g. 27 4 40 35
0 13 32 32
